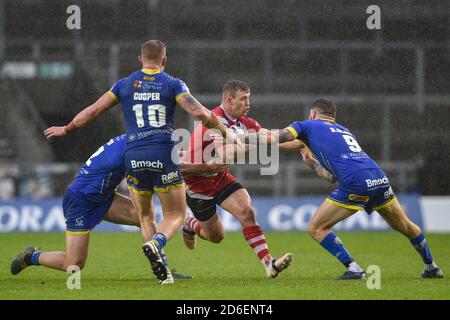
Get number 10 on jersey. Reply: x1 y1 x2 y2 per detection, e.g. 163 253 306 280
132 104 166 128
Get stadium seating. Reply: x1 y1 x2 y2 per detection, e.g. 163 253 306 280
1 0 449 195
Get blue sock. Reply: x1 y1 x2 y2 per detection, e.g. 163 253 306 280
320 233 354 268
410 233 433 264
152 232 167 251
30 252 41 265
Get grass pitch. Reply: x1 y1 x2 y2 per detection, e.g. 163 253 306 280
0 232 449 300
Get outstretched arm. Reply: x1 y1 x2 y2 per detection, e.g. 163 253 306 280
255 128 302 150
44 92 117 138
177 93 245 158
243 127 295 145
279 139 304 150
300 147 337 184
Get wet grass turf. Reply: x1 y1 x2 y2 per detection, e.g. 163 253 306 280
1 232 448 299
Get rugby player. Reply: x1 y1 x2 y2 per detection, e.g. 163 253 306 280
181 80 300 278
11 134 229 285
246 99 444 280
44 40 231 282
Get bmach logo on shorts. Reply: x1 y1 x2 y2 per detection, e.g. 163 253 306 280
130 160 163 170
161 171 179 184
365 176 389 188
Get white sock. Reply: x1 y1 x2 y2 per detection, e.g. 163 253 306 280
425 261 438 271
261 254 273 268
348 262 364 273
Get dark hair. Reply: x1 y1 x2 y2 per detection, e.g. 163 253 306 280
141 40 166 61
311 99 337 118
223 80 250 98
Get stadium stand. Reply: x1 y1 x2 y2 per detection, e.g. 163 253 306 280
1 0 449 196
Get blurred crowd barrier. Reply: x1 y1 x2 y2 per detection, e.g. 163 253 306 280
0 161 422 200
0 163 128 200
2 193 450 233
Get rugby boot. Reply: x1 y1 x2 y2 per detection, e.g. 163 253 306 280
142 241 167 282
11 245 37 275
264 253 294 278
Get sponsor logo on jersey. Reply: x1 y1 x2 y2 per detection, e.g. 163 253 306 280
143 76 155 81
133 92 160 101
126 174 139 185
135 128 173 140
161 171 180 184
366 176 389 188
130 159 163 170
384 187 394 199
75 217 84 227
142 82 162 91
348 194 370 202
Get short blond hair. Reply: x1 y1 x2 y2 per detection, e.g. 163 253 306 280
222 80 250 99
141 40 166 62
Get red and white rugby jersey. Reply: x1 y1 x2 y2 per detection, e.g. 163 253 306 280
184 105 262 199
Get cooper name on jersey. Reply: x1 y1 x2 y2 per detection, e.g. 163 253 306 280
133 92 161 101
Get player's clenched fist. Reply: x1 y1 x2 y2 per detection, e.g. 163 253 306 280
44 126 67 138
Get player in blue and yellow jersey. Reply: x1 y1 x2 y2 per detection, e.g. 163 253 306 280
11 134 229 284
44 40 231 282
247 99 443 280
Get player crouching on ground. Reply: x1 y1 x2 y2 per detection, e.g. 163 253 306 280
10 134 229 285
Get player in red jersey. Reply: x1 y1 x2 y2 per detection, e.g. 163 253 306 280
182 80 300 278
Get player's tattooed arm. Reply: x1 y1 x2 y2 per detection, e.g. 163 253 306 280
278 128 295 143
300 148 337 184
177 93 230 138
279 139 303 151
177 93 212 123
179 94 204 114
312 161 337 184
243 128 294 145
